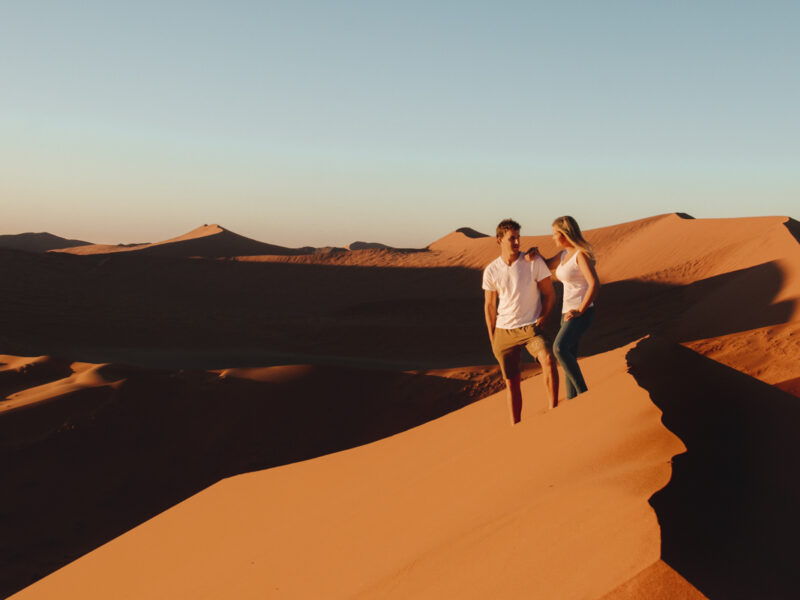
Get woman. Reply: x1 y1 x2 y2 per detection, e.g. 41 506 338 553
530 216 600 399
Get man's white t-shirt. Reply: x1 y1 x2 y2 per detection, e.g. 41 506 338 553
482 254 551 329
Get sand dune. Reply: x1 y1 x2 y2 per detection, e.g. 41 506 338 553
347 241 393 250
54 224 314 258
601 560 706 599
628 336 800 598
0 361 123 413
0 357 503 597
0 232 92 253
685 321 800 394
2 212 799 598
8 343 692 600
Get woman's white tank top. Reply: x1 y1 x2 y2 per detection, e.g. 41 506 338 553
555 250 593 313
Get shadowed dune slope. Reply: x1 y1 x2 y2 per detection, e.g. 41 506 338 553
10 344 689 600
347 241 393 250
0 232 92 253
628 337 800 600
0 251 486 368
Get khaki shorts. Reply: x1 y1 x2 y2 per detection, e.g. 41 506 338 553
492 324 550 380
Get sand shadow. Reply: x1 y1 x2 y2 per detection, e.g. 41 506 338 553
783 218 800 244
0 363 500 598
627 337 800 599
0 251 485 369
2 253 793 372
580 260 796 356
455 227 489 239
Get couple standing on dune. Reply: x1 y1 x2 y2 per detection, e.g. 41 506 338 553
483 217 600 424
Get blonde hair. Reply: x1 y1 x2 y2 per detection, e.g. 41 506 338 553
552 216 596 263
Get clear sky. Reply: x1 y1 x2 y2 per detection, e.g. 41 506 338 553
1 1 798 247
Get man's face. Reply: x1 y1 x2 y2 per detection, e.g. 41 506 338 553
498 229 521 255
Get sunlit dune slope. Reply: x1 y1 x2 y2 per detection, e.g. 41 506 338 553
601 560 706 600
258 214 800 285
578 214 800 357
0 356 501 597
427 213 800 289
9 343 689 600
685 321 800 395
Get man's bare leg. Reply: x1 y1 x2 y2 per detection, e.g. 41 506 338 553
535 348 559 409
505 375 523 424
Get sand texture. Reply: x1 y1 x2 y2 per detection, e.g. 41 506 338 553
2 213 798 599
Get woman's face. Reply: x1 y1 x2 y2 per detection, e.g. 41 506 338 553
552 226 569 248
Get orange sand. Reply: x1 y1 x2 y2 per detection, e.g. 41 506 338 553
9 345 688 599
2 212 798 598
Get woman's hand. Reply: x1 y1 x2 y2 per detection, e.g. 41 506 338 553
523 247 539 262
563 309 581 321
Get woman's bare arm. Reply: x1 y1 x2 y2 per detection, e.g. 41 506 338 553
563 252 600 321
525 248 561 271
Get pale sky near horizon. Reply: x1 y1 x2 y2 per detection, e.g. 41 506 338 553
1 1 798 248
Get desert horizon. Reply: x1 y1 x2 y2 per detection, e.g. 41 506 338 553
1 212 799 598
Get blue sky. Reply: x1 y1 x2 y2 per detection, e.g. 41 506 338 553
1 1 797 247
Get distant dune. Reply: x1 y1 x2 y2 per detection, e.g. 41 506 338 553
455 226 489 238
347 241 393 250
2 212 799 599
0 232 92 253
53 224 316 258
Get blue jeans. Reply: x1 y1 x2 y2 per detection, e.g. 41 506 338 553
553 308 594 399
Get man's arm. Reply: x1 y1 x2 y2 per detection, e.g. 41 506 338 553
484 289 498 343
535 277 555 327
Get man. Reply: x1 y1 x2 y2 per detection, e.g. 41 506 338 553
483 219 559 424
